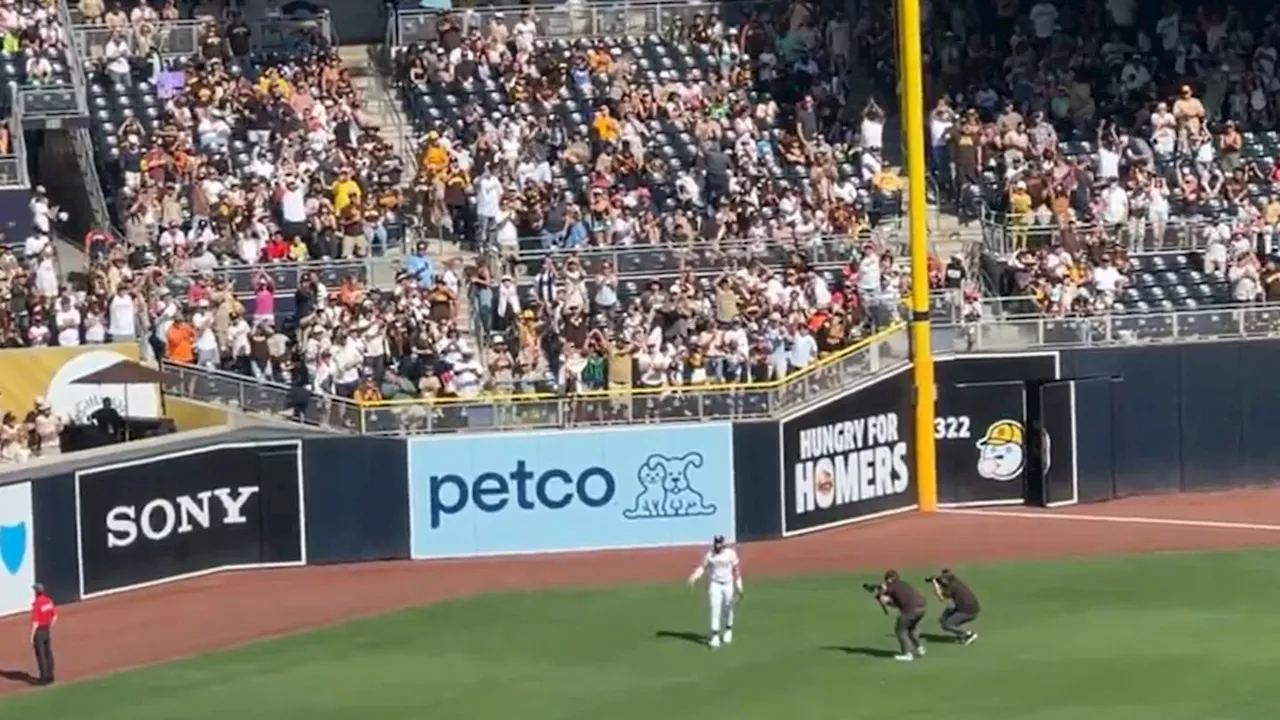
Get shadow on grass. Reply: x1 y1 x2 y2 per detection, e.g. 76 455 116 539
820 645 900 658
920 633 963 644
654 630 707 645
0 669 39 686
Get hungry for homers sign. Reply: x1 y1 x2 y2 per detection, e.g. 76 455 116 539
781 366 916 535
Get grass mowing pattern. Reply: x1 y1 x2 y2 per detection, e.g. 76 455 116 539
2 548 1278 720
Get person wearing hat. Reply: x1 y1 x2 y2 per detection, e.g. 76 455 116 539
30 583 56 684
873 569 928 661
31 398 61 458
686 535 742 649
1008 179 1032 249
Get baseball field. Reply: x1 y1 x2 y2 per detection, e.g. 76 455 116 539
0 491 1279 719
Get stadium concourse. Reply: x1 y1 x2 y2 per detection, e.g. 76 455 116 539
0 0 1277 436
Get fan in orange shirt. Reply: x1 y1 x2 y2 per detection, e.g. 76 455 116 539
165 316 196 364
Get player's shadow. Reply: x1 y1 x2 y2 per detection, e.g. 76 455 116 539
921 633 962 644
654 630 707 645
0 669 39 686
821 645 900 658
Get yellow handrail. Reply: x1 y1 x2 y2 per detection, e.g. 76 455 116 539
360 323 907 408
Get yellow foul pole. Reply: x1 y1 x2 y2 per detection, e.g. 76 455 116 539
896 0 937 512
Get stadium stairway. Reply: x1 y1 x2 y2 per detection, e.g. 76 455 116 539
338 45 485 358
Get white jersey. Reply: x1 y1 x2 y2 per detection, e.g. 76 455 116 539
699 548 740 585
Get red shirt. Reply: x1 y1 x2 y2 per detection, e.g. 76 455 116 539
263 238 290 261
31 594 55 627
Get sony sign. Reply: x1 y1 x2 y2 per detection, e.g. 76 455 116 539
105 486 261 548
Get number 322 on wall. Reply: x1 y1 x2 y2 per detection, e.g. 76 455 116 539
934 415 971 440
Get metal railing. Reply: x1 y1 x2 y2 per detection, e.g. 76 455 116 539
70 125 111 229
161 362 364 430
14 0 88 122
0 120 29 188
514 233 896 275
73 14 334 62
978 208 1219 257
391 0 766 46
950 305 1280 351
160 323 911 435
160 302 1280 433
919 290 1038 324
166 257 382 295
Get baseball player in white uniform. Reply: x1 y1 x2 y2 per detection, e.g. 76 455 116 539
686 535 742 649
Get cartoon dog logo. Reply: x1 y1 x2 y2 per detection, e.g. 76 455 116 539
976 419 1051 482
623 452 718 519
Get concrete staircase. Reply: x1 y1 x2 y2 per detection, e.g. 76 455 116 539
337 45 488 352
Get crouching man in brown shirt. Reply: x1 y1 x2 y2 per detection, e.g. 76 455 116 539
876 569 928 662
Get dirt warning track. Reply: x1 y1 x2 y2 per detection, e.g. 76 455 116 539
2 488 1278 693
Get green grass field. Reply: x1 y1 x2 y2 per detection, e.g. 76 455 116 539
3 548 1279 720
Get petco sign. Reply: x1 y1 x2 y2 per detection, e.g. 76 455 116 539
409 426 735 558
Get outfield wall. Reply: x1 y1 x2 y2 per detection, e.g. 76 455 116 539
8 340 1280 611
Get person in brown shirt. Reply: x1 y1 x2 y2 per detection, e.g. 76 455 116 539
876 569 928 661
1172 85 1205 137
606 336 635 390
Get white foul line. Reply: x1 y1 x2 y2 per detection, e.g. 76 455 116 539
939 508 1280 533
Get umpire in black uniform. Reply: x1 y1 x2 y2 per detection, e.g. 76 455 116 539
931 569 980 645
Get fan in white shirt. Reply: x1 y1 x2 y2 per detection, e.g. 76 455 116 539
192 304 220 367
54 297 82 347
453 351 485 397
637 345 670 386
26 321 50 346
1092 260 1125 299
228 314 252 359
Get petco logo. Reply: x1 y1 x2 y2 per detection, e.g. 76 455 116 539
426 452 717 529
106 486 261 548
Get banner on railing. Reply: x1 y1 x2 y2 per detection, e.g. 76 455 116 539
407 424 735 558
0 344 159 423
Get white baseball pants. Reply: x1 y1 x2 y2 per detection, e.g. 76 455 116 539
709 581 735 633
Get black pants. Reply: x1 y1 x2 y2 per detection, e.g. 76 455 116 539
940 607 978 638
894 610 925 654
32 627 54 683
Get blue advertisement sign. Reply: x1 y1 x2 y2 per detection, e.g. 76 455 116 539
408 424 735 558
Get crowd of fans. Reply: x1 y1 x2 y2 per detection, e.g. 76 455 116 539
352 1 953 403
45 0 1280 424
907 0 1280 315
3 0 70 86
0 1 967 416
